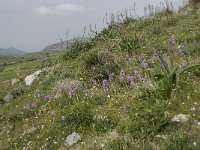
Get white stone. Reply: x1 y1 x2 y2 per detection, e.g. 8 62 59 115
11 78 20 85
25 70 42 86
64 132 81 147
155 134 169 140
171 114 190 123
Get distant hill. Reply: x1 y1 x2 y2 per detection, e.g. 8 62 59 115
0 47 25 56
42 37 90 52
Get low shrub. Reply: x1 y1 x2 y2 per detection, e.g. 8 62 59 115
84 50 120 80
119 32 139 54
93 112 118 133
60 40 92 61
163 129 199 150
127 100 169 139
62 101 94 130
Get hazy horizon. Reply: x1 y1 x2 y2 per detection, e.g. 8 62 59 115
0 0 184 52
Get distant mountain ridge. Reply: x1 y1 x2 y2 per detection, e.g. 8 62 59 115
42 37 90 52
0 47 25 56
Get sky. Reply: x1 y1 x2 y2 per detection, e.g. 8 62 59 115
0 0 185 52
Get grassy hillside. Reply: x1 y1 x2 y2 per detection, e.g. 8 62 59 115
0 3 200 150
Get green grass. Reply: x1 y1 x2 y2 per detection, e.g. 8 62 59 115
0 3 200 150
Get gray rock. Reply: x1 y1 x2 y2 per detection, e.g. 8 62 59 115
64 132 81 147
3 93 14 102
171 114 190 123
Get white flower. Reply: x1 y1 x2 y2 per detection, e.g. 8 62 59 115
193 142 197 147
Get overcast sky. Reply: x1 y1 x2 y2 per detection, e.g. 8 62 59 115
0 0 184 52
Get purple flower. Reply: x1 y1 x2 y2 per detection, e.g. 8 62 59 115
91 66 96 73
120 71 126 81
92 79 97 85
177 49 183 56
102 80 109 89
168 36 175 48
32 102 38 109
26 103 31 110
134 70 143 81
141 61 148 69
33 93 40 99
160 56 168 69
44 96 49 101
127 76 134 82
140 53 146 62
152 50 157 60
68 83 77 96
109 73 115 81
160 64 165 69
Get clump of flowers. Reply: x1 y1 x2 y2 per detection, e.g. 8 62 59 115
33 93 40 99
120 71 126 81
109 72 115 82
92 79 98 86
127 76 135 87
44 95 49 101
68 83 77 96
141 61 149 69
32 102 38 109
133 70 143 81
102 80 109 89
168 35 175 49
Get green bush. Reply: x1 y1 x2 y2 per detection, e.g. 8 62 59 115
119 32 139 54
147 25 167 36
127 100 169 139
60 40 92 61
106 138 128 150
10 85 26 98
163 129 199 150
84 50 120 80
93 113 118 133
63 101 94 130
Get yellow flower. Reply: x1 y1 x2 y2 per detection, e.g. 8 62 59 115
80 78 83 81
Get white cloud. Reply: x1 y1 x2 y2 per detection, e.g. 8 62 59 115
35 3 85 16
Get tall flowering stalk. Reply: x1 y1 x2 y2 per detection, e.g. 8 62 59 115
109 73 115 82
102 80 109 89
120 71 126 81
